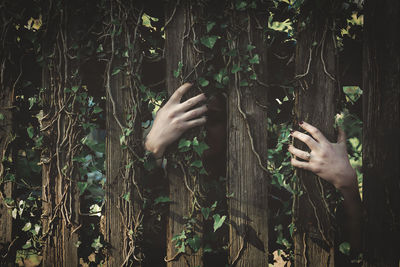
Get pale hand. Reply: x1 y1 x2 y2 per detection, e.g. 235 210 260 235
288 121 357 190
145 83 207 158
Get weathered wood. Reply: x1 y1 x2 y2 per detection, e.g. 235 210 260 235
164 1 204 266
226 7 269 266
40 1 100 265
0 3 16 264
0 33 14 265
362 0 400 266
40 52 81 267
104 1 144 266
292 3 338 266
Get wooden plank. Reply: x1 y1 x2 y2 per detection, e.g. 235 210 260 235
104 1 144 266
0 78 14 265
41 60 80 267
362 0 400 266
164 1 204 266
226 8 270 266
0 5 15 264
292 3 337 266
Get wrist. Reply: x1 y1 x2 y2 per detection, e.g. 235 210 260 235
144 135 165 159
334 171 358 192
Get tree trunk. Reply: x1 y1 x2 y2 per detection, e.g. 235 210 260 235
362 0 400 266
293 3 339 266
226 5 269 266
104 1 144 266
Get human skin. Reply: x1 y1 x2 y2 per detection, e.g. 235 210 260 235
146 87 362 251
145 83 208 159
289 121 362 252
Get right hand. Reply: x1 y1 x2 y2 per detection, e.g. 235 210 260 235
145 83 207 158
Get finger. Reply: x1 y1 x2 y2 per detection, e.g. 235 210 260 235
181 105 208 121
299 121 329 144
291 131 319 150
337 126 347 144
185 116 206 129
170 83 192 103
291 158 312 171
180 93 206 111
288 145 310 161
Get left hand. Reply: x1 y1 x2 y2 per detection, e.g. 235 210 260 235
288 121 357 190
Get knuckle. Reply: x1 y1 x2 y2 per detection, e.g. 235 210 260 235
304 135 312 143
192 110 200 117
167 111 176 119
311 165 321 173
175 121 184 130
309 128 318 135
186 100 194 107
320 151 328 158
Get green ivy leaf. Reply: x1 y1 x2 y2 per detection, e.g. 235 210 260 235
213 214 226 232
177 243 186 253
122 192 130 202
97 44 104 52
22 222 32 231
247 44 256 51
200 35 218 49
93 106 103 114
22 240 32 249
0 113 4 120
250 73 257 80
201 207 211 220
249 54 260 64
27 126 35 138
174 61 183 78
193 141 209 156
240 80 249 87
339 242 351 255
231 64 242 74
77 182 88 196
187 235 201 252
236 1 247 10
191 160 203 168
112 68 121 76
198 77 209 87
154 196 171 204
71 86 79 93
207 21 216 33
178 138 192 152
31 224 41 235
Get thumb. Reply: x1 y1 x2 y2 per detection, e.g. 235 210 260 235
337 126 347 144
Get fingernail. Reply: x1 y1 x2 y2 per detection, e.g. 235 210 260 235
299 121 304 125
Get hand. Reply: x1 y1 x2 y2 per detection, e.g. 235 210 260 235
145 83 207 158
288 121 357 190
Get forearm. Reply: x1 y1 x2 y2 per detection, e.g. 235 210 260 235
337 178 363 252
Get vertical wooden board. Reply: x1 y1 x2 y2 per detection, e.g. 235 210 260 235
226 11 269 267
40 62 81 266
362 0 400 266
0 7 15 264
104 3 145 264
292 9 337 267
105 73 126 266
164 1 203 266
0 103 13 265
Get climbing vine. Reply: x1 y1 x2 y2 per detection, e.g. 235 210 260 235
0 0 364 265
